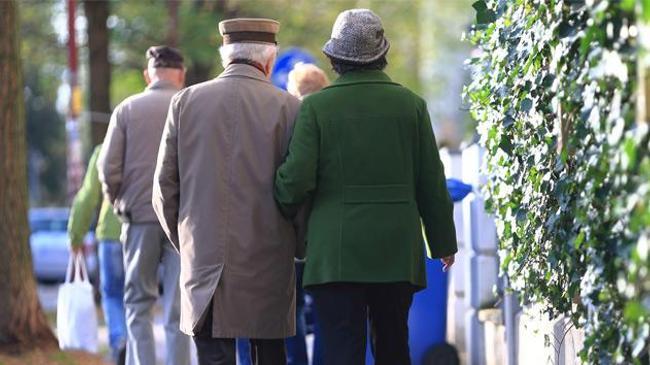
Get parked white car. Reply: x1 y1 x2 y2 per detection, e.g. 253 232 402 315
29 207 98 283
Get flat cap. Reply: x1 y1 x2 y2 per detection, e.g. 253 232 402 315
146 45 184 69
219 18 280 45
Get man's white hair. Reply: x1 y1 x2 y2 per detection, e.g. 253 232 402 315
219 43 278 69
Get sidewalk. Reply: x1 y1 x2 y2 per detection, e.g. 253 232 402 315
38 283 198 365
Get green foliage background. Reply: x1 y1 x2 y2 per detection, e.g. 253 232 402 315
109 0 424 103
20 3 67 206
19 0 433 206
466 0 650 362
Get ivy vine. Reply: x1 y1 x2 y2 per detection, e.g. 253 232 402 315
466 0 650 363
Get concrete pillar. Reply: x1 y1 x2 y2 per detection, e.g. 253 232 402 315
440 149 467 358
517 307 584 365
478 309 506 365
461 145 499 365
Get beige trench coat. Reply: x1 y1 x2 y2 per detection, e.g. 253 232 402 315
98 80 180 223
152 64 302 338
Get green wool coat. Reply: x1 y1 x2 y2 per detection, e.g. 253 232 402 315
275 70 458 289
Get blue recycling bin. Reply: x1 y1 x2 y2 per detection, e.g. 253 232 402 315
408 259 450 364
447 178 473 202
271 47 317 90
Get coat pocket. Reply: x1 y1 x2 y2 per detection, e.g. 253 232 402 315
343 184 411 204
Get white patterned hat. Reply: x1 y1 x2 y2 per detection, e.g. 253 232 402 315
322 9 390 64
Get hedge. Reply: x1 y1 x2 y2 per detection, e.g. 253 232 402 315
466 0 650 362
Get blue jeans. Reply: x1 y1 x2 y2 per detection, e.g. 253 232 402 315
311 307 323 365
237 339 251 365
98 240 127 360
286 263 308 365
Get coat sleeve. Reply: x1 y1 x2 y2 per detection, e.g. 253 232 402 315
97 105 126 208
416 100 458 258
68 146 102 247
274 99 319 218
152 96 181 252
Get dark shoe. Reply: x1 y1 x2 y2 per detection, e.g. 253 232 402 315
117 345 126 365
422 343 459 365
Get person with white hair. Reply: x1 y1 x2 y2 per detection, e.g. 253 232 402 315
152 18 303 365
98 45 191 365
287 62 330 99
284 62 329 365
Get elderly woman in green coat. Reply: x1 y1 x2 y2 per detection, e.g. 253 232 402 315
274 9 458 365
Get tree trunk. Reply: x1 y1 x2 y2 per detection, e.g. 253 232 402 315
0 0 57 351
167 0 179 47
84 0 111 145
183 0 240 86
185 62 214 87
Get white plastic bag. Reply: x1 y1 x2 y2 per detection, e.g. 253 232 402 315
56 252 98 353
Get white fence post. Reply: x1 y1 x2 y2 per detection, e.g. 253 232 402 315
461 145 499 365
440 149 468 359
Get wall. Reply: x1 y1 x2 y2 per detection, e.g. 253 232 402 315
442 146 585 365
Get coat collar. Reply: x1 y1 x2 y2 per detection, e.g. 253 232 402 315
146 79 180 91
218 63 270 83
325 70 399 89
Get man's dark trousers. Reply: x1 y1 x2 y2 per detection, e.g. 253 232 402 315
193 306 286 365
309 282 415 365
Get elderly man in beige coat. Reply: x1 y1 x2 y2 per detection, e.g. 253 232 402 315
152 18 301 365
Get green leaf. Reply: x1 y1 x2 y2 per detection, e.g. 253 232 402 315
503 114 515 128
643 0 650 23
623 137 637 168
558 21 579 38
624 301 646 322
620 0 635 12
472 0 497 25
574 231 585 249
499 138 514 155
542 74 556 88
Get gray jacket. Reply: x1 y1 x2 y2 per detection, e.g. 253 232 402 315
152 64 302 338
98 80 180 223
